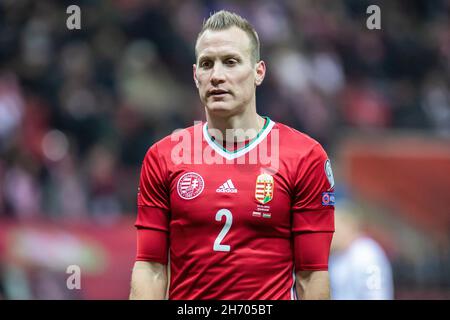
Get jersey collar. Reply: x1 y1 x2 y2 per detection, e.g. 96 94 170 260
203 116 275 160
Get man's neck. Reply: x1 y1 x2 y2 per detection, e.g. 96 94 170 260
205 109 266 143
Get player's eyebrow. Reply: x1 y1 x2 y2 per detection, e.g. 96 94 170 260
197 55 211 63
198 52 242 63
222 53 242 61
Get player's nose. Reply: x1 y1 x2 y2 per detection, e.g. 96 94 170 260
210 63 226 85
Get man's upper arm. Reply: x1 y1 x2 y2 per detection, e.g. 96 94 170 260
135 144 170 264
291 143 335 272
291 143 335 234
136 227 169 265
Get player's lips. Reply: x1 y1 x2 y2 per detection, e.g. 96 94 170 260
208 89 230 97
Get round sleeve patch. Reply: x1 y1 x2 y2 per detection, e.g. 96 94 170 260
324 159 335 189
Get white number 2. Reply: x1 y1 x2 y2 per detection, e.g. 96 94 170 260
213 209 233 252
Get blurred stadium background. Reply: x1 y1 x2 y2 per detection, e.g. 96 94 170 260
0 0 449 299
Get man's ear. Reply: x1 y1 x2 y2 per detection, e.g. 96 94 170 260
193 64 199 88
255 60 266 86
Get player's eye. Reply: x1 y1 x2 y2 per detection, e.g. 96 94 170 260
200 60 212 69
224 59 237 66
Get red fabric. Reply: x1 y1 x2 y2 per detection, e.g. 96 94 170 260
137 143 170 211
135 206 169 232
294 231 334 271
135 120 335 300
136 227 169 265
291 143 335 233
293 209 335 233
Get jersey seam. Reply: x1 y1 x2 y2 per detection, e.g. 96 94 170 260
296 265 328 270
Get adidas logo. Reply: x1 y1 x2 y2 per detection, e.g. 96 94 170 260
216 179 238 193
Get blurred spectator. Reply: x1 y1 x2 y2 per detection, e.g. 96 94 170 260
340 78 392 129
42 146 88 219
85 144 121 224
0 72 24 151
116 39 181 121
421 71 450 137
330 202 394 300
3 151 42 220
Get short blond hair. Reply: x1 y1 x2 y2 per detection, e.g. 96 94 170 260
195 10 260 64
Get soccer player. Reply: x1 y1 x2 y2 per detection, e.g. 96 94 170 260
129 10 335 300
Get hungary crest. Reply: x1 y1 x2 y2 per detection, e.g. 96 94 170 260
255 173 274 204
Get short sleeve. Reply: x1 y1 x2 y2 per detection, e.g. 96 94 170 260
135 227 169 264
292 143 335 233
135 143 170 232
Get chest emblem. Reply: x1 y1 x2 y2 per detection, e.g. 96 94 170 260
177 172 204 200
255 173 274 204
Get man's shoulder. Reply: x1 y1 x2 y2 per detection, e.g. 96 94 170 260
273 120 325 156
275 121 321 146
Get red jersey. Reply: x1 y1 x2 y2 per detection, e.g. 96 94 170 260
136 117 335 299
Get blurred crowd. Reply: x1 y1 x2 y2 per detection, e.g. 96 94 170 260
1 0 448 222
0 0 449 299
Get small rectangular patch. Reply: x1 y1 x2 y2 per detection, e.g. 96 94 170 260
322 192 335 206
